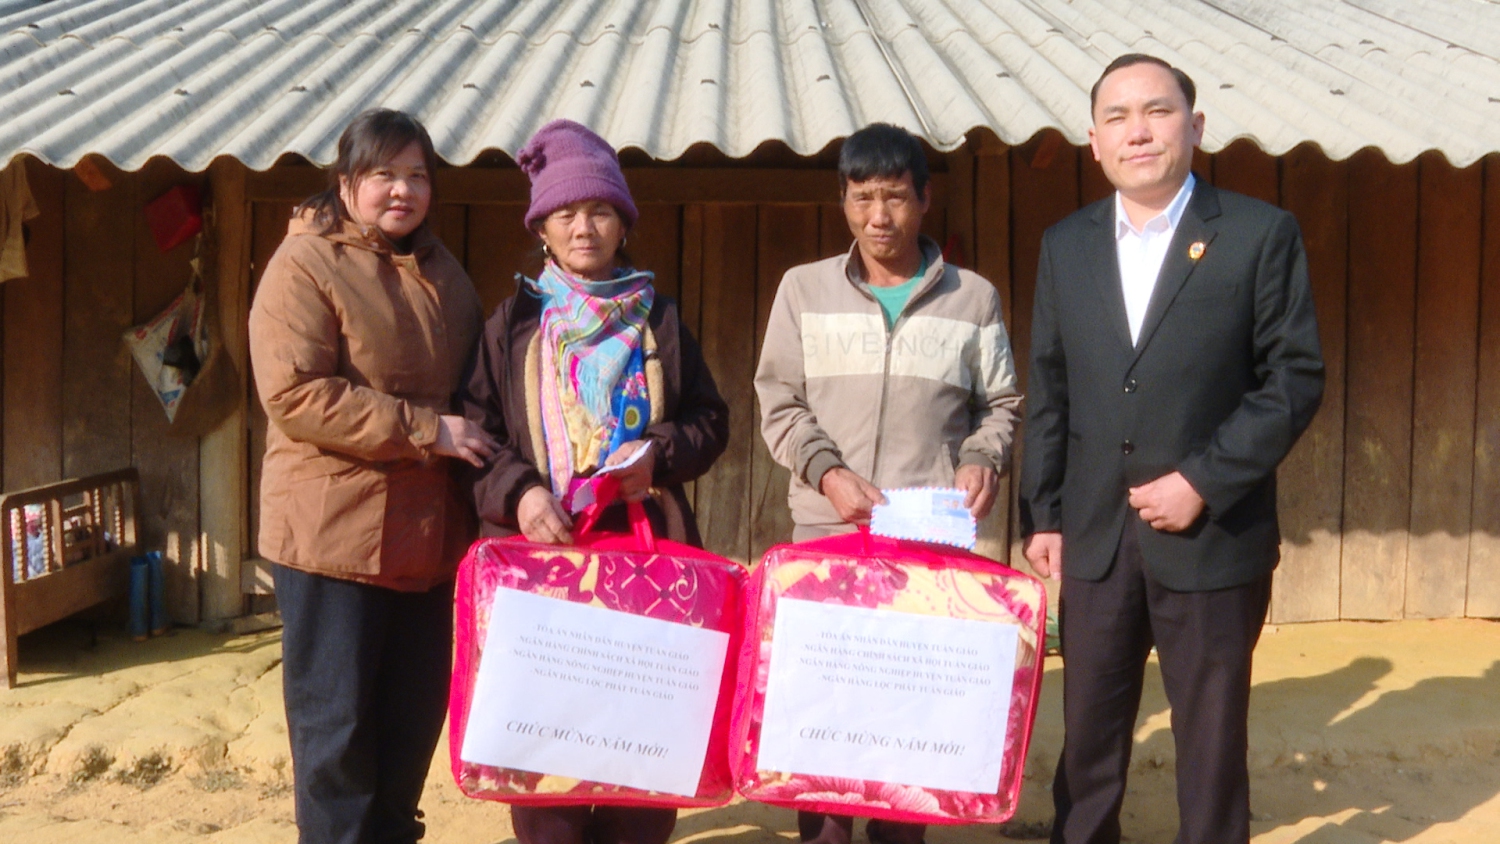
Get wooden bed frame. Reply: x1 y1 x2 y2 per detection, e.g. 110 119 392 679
1 468 141 689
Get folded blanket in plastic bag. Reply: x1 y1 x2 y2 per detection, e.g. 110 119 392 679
450 500 744 808
730 529 1046 824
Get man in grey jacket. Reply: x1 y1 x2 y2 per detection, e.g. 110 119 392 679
753 122 1024 844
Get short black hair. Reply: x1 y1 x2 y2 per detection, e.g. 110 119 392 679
1089 54 1197 115
838 123 929 197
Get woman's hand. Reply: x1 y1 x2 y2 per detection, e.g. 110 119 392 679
603 440 656 502
431 415 500 467
518 485 573 545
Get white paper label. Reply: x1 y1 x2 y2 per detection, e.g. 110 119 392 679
598 440 653 474
756 597 1018 793
460 588 730 796
871 487 977 550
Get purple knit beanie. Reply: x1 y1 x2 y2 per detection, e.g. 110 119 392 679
517 119 638 230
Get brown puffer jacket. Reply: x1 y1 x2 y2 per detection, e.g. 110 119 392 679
248 213 483 591
459 280 728 547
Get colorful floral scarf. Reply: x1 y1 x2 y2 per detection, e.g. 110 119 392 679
531 261 654 497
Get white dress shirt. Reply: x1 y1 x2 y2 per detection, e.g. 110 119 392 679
1115 173 1195 345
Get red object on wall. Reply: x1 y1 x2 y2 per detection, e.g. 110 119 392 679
144 184 202 252
942 232 967 268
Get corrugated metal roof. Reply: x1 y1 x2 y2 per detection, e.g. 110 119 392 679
2 0 1497 172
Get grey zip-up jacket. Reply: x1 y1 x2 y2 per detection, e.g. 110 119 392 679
755 236 1023 532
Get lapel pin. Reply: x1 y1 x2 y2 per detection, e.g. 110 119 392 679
1188 241 1206 261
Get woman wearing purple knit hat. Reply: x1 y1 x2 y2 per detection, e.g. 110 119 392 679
458 119 730 844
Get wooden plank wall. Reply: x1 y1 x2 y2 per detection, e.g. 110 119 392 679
1272 147 1347 623
982 134 1497 622
8 143 1500 622
4 156 207 624
1341 151 1418 619
1470 161 1500 617
3 163 64 492
1406 154 1483 618
130 158 201 622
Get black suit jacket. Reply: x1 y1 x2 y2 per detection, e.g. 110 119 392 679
1019 179 1324 591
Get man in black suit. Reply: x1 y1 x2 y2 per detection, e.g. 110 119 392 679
1020 54 1324 844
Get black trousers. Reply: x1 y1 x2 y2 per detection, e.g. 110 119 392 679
510 805 677 844
1051 524 1271 844
275 565 454 844
797 812 925 844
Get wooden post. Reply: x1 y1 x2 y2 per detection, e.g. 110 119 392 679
200 159 252 620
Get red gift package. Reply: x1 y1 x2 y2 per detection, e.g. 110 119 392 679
730 529 1046 824
449 500 744 807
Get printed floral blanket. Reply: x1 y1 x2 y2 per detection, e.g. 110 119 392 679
731 533 1046 824
450 533 743 807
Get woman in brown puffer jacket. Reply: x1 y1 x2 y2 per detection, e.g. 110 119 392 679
248 109 495 844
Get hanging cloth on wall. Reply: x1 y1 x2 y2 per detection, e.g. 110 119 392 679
124 261 210 423
0 159 40 283
121 235 241 434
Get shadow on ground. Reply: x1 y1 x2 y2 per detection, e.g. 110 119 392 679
1250 659 1500 842
11 616 275 689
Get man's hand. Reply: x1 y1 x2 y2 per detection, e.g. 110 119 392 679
954 463 1000 519
1128 471 1205 532
603 440 656 502
1024 531 1063 581
819 467 887 524
517 485 573 545
432 415 500 467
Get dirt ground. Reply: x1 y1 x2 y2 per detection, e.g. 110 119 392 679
1 617 1497 843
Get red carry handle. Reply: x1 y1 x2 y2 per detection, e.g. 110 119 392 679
851 523 965 566
571 474 657 553
627 500 657 552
